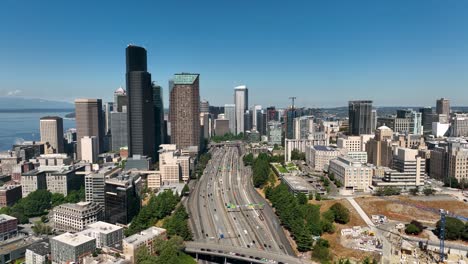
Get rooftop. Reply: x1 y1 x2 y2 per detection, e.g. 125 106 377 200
0 214 17 222
52 232 95 246
282 175 314 192
234 85 247 90
82 221 123 234
173 73 199 85
27 241 50 256
314 145 337 152
40 116 62 121
123 227 166 245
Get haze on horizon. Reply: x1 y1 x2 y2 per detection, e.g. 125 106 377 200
1 0 468 108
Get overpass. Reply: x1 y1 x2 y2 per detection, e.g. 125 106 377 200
184 242 315 264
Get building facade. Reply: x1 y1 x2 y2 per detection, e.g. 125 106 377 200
53 202 104 232
234 85 248 135
224 104 236 134
329 156 372 191
75 99 104 160
123 227 166 264
40 116 64 153
50 233 96 264
348 100 373 135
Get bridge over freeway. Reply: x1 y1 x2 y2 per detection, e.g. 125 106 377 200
184 241 315 264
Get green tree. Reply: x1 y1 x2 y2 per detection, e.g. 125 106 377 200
32 221 53 235
291 149 306 161
315 192 322 201
329 203 350 224
423 187 436 196
163 205 193 241
409 187 419 196
297 193 308 205
405 224 421 235
329 173 335 181
243 153 254 166
436 217 465 240
312 238 330 263
181 184 190 196
51 193 66 207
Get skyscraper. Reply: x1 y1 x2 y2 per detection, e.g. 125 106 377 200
436 98 450 116
419 107 435 134
200 100 210 113
348 100 373 135
40 116 64 153
234 85 248 135
126 45 155 160
152 83 164 154
252 105 262 129
110 107 128 151
104 102 114 135
75 99 104 160
224 104 236 134
114 87 128 112
169 73 200 150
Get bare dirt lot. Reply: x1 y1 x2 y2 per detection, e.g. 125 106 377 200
355 195 468 225
310 199 380 262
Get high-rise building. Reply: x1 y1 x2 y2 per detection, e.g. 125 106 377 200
450 114 468 137
252 105 262 129
348 100 373 135
224 104 236 134
366 125 394 167
268 121 282 145
234 85 248 134
40 116 64 153
105 173 141 225
293 116 314 140
126 45 155 160
75 99 104 160
103 102 114 135
371 109 377 133
81 136 98 163
419 107 435 134
285 108 297 139
244 110 252 132
153 83 164 154
110 107 128 151
436 98 450 116
114 87 128 112
266 106 278 122
200 100 210 113
169 73 200 150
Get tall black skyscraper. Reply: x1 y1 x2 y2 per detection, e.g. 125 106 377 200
126 45 155 160
348 100 373 135
152 83 164 155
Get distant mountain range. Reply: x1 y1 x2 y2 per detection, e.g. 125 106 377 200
0 97 74 111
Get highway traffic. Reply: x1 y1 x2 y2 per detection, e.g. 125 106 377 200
187 145 296 263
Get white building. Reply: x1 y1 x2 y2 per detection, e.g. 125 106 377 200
329 156 372 191
54 202 104 232
337 134 374 152
158 144 191 184
78 221 123 249
306 145 344 171
293 116 314 140
123 227 167 264
268 121 282 145
224 104 236 134
346 151 368 164
26 242 50 264
81 136 98 163
234 85 248 135
432 122 450 138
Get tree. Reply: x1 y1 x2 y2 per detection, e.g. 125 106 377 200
163 205 193 241
436 217 465 240
297 193 308 205
312 238 330 263
51 193 66 207
405 224 421 235
243 153 254 166
329 173 335 181
291 149 306 161
329 203 350 224
181 184 190 196
444 177 460 188
409 187 419 196
315 192 322 201
423 187 436 196
32 221 53 235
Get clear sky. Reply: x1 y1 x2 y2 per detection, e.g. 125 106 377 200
1 0 468 108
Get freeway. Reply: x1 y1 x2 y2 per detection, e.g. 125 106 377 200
187 145 299 263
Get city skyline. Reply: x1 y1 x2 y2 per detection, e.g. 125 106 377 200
2 1 468 107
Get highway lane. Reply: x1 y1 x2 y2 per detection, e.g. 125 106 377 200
188 145 297 263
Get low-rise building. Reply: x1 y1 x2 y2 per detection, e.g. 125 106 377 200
0 214 18 242
329 156 372 191
50 233 96 264
0 185 22 207
306 145 344 171
281 175 315 195
21 170 47 197
123 227 166 264
53 202 104 232
78 221 123 249
25 241 50 264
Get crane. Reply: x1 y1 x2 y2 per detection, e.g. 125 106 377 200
439 209 447 263
289 97 296 109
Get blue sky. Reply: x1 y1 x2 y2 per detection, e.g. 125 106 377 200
1 0 468 107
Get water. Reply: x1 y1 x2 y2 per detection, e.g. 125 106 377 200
0 111 75 151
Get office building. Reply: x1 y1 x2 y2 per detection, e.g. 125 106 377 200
430 146 447 181
337 135 374 153
450 114 468 137
432 122 450 138
50 233 96 264
252 105 262 130
104 102 114 136
266 106 278 122
366 126 394 167
436 98 450 116
21 170 47 197
234 85 248 134
371 109 377 133
0 214 18 242
214 119 230 136
306 145 344 171
419 107 435 134
114 86 128 112
348 100 373 135
224 104 236 134
32 153 72 167
243 110 252 131
375 148 425 188
153 83 164 155
26 241 50 264
0 185 22 207
80 136 98 163
293 116 314 140
110 108 128 151
200 112 211 139
170 73 200 150
40 116 64 153
329 156 373 191
448 143 468 183
44 165 84 196
159 145 191 184
123 227 166 264
78 221 123 249
75 99 104 160
200 100 209 113
268 121 282 145
126 45 155 160
54 202 104 232
285 108 297 139
85 166 121 208
105 173 141 225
